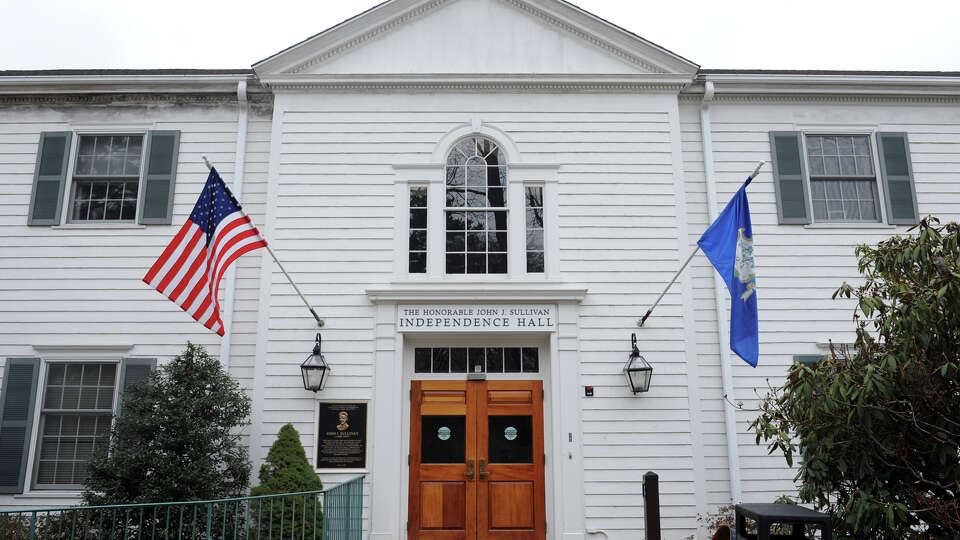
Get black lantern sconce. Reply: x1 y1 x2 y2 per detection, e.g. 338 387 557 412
301 333 331 392
624 333 652 394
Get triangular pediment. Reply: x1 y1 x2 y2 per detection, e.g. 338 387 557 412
254 0 698 78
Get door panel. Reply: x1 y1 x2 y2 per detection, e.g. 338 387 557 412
410 381 476 539
477 381 545 540
487 482 535 528
421 482 467 529
410 380 544 540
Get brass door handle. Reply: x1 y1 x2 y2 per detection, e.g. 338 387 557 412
463 459 475 481
478 458 490 480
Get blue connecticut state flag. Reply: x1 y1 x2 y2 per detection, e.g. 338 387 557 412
697 177 759 367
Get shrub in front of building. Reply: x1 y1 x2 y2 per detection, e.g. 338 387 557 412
82 342 252 505
250 423 324 539
754 217 960 537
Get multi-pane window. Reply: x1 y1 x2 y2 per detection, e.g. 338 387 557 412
414 347 539 374
70 135 143 222
525 186 544 273
36 363 116 487
445 137 508 274
806 135 880 222
409 186 427 273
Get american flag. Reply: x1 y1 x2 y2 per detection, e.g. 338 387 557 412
143 168 267 336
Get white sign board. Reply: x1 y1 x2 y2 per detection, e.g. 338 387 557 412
397 304 556 332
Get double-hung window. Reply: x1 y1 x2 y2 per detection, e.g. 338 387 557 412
806 135 880 222
770 131 919 225
0 357 154 494
70 135 143 222
35 363 117 487
27 130 181 226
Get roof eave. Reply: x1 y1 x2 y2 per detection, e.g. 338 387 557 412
691 72 960 96
0 73 259 95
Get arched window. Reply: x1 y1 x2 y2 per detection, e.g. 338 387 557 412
444 137 508 274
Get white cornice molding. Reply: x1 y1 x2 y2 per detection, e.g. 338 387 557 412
0 74 256 95
679 92 960 105
501 0 664 74
366 282 587 302
286 0 450 75
259 73 692 93
254 0 698 77
685 74 960 100
703 72 960 88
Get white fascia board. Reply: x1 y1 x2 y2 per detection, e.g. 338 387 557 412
253 0 426 74
366 283 587 303
699 73 960 96
258 72 695 91
0 74 256 94
524 0 699 74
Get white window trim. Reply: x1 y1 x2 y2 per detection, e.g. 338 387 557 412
56 126 153 226
19 356 124 494
795 128 894 227
391 164 560 282
16 346 147 495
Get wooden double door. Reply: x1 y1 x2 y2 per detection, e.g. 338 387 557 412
409 380 546 540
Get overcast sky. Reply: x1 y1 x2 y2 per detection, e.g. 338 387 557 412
2 0 959 71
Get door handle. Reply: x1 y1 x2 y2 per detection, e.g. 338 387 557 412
463 459 475 481
478 458 490 480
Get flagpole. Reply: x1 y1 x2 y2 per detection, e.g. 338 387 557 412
636 161 765 327
203 156 325 328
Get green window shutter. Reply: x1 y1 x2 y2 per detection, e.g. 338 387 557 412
0 358 40 494
28 132 72 226
876 132 919 225
139 131 180 225
118 358 156 415
769 131 811 224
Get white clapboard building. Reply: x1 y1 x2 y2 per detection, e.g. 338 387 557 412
1 0 959 538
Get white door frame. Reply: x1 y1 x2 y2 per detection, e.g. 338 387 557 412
367 301 585 540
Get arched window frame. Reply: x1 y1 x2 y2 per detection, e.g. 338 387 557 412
443 136 509 275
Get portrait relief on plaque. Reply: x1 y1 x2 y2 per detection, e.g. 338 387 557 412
316 402 368 469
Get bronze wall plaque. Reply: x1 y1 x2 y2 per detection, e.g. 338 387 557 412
316 402 367 469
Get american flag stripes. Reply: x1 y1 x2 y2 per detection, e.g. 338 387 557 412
143 168 267 336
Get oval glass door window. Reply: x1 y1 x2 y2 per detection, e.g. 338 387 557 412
504 426 518 441
438 426 452 440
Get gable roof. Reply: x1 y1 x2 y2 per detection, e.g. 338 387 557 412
253 0 699 78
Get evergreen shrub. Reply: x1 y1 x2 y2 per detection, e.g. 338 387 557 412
250 423 323 538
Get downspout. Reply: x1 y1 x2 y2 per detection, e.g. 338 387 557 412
700 80 743 504
220 79 249 372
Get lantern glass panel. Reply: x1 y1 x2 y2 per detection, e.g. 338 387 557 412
301 353 330 392
624 354 652 394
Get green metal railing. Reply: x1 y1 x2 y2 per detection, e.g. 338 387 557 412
0 475 364 540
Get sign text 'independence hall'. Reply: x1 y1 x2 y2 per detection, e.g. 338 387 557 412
397 304 557 332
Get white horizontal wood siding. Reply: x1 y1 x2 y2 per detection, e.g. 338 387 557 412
679 96 960 512
259 91 697 538
0 95 271 509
